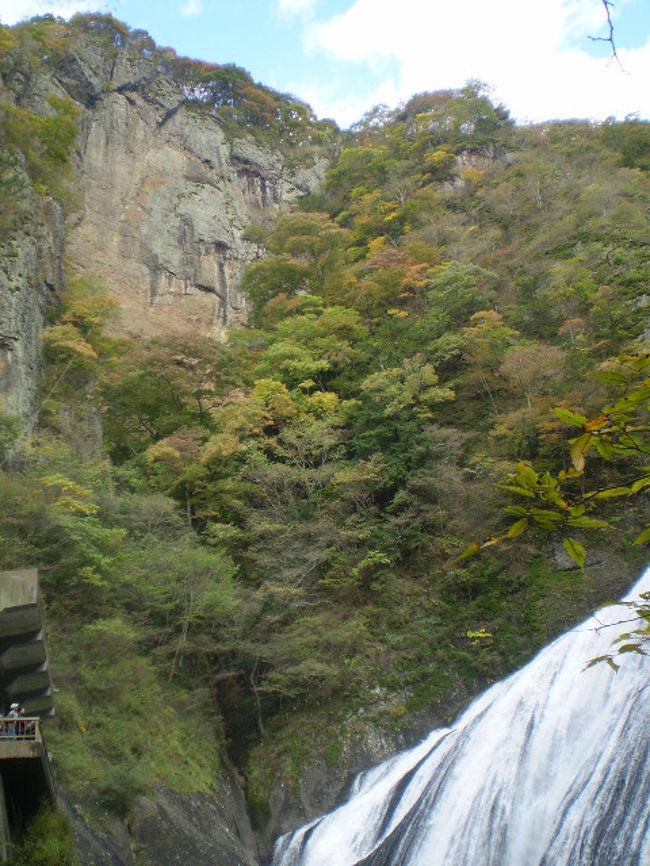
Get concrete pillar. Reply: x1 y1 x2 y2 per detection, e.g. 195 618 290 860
0 776 9 863
0 571 53 718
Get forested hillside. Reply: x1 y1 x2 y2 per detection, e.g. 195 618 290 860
0 16 648 861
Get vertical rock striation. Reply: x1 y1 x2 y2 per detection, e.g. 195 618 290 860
55 34 330 338
0 184 64 425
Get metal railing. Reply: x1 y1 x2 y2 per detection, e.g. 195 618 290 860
0 716 41 742
0 714 56 806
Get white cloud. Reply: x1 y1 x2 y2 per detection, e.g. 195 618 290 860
302 0 650 124
275 0 317 20
291 75 402 127
180 0 203 18
0 0 97 25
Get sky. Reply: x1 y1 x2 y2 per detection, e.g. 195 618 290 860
1 0 649 127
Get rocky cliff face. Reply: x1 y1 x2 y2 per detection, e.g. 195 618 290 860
55 36 329 339
62 782 260 866
0 181 64 424
58 715 438 866
1 17 332 419
258 712 440 861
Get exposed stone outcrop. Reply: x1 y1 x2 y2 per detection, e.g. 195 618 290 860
130 785 258 866
0 182 64 425
58 790 131 866
62 781 259 866
256 708 444 860
1 25 331 423
48 39 329 339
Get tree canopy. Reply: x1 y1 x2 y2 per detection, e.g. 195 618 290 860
1 63 648 821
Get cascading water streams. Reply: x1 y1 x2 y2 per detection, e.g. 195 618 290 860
273 568 650 866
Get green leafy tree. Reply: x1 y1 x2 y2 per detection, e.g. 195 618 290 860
459 352 649 660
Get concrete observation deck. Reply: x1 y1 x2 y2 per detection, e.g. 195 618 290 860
0 569 56 861
0 569 54 717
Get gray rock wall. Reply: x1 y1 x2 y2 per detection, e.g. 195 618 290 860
0 190 64 426
62 781 259 866
53 41 329 340
1 29 330 421
258 712 438 860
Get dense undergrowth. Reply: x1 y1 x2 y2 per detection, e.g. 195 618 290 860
8 806 77 866
0 15 648 830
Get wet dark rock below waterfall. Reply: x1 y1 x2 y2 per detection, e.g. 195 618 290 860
62 783 259 866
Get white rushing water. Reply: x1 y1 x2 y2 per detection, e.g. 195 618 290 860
273 568 650 866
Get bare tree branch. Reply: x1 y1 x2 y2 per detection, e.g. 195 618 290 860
588 0 626 71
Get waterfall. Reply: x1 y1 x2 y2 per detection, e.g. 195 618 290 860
272 568 650 866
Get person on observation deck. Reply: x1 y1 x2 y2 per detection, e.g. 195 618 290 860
7 703 19 738
18 705 35 738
